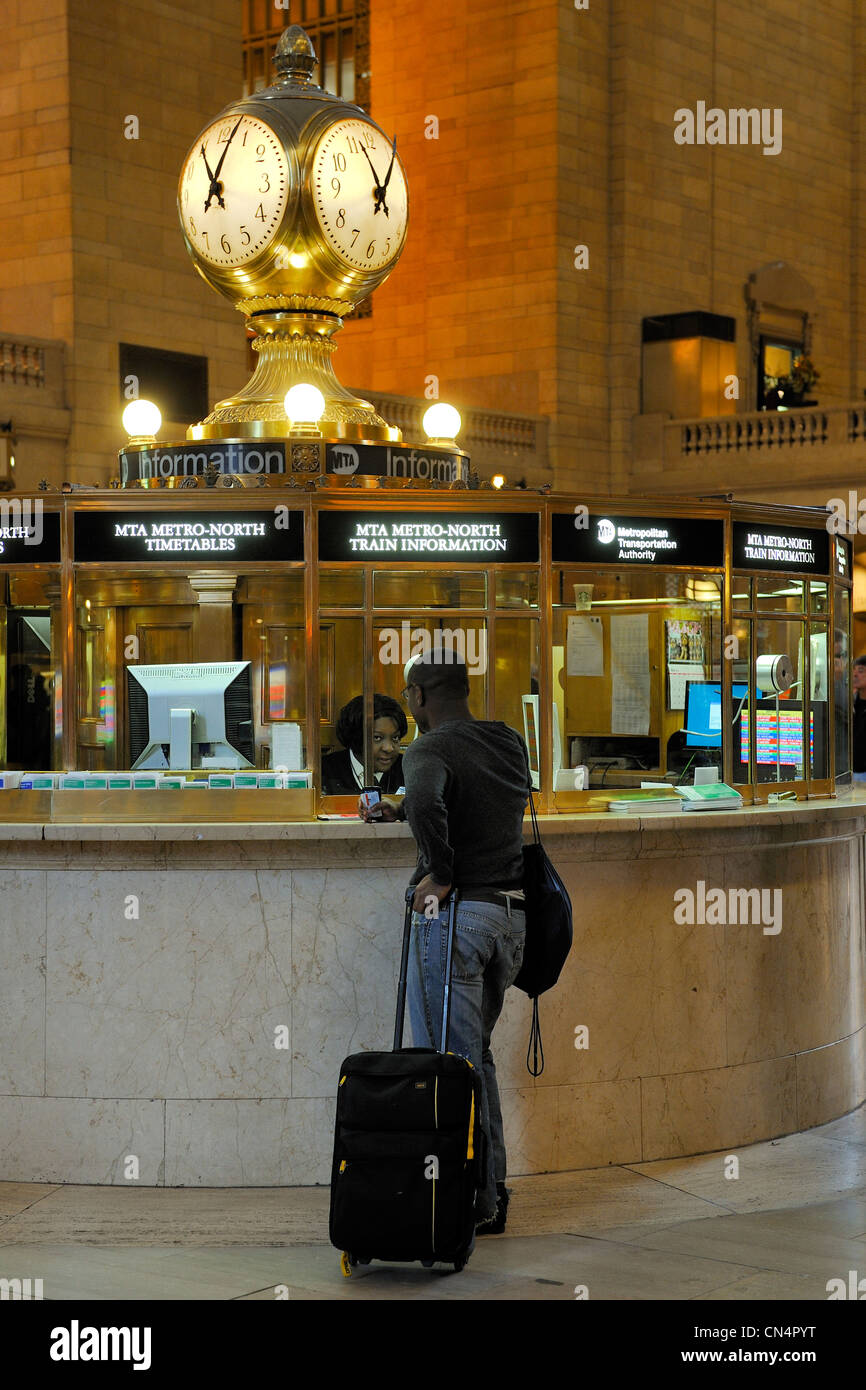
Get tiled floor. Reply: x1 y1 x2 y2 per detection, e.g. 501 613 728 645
1 1105 865 1300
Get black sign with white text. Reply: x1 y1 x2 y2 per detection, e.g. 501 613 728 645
732 521 829 573
324 443 469 482
118 440 469 485
318 510 540 562
74 510 303 562
553 511 724 566
0 506 60 563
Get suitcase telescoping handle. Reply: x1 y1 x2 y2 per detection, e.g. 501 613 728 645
393 886 460 1053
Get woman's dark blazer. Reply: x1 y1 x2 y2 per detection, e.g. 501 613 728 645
320 749 405 795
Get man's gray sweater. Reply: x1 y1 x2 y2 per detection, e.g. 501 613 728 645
401 719 530 890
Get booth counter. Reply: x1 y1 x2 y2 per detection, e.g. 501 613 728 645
0 794 864 1186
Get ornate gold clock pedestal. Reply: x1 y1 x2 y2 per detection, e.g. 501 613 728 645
177 25 410 445
189 312 399 444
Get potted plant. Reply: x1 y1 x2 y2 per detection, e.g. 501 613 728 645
763 354 820 409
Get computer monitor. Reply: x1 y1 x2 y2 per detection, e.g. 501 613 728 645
683 681 750 748
740 707 814 765
127 662 255 770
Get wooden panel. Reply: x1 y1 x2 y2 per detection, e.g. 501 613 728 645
75 605 115 771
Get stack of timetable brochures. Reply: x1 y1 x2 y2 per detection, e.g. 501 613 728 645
676 783 743 811
607 783 743 814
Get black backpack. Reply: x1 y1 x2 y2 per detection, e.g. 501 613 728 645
513 787 573 1074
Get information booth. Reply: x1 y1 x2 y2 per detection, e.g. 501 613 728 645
2 484 864 1189
0 489 854 813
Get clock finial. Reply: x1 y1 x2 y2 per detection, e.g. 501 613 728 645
273 25 317 86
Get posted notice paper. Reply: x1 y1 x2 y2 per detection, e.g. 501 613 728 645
566 614 604 676
611 613 650 735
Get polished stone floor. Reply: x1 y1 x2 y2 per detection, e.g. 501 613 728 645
1 1105 865 1300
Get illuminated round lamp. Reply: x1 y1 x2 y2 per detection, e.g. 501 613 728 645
685 578 719 603
491 474 506 489
122 399 162 446
422 402 462 449
284 383 326 438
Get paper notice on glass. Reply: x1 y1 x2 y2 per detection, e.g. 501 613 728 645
271 721 303 770
566 614 604 676
610 614 650 735
668 661 705 710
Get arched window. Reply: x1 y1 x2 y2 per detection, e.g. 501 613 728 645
746 262 816 410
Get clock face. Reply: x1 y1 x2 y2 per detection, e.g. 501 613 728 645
179 114 290 268
311 118 408 272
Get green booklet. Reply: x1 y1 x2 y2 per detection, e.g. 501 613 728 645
676 783 742 800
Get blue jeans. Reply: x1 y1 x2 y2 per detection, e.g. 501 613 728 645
407 897 526 1221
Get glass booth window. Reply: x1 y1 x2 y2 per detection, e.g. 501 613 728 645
319 565 540 795
755 576 805 612
319 569 364 608
73 571 308 773
730 615 825 786
834 591 851 784
552 570 722 788
2 572 60 770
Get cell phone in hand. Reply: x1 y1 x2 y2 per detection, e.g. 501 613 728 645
360 786 383 820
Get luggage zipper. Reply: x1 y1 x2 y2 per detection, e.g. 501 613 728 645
467 1089 475 1161
444 1053 476 1161
432 1077 439 1254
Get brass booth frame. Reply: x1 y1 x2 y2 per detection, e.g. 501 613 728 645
0 490 851 819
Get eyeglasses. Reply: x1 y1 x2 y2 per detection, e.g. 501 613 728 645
400 684 417 702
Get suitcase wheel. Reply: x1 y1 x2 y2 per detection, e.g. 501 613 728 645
421 1259 435 1268
453 1255 467 1273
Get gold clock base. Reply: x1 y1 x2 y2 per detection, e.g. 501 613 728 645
188 312 401 445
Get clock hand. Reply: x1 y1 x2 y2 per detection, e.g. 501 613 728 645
200 145 224 212
369 135 397 217
381 135 397 191
200 144 216 184
360 142 384 191
212 116 243 184
203 117 243 211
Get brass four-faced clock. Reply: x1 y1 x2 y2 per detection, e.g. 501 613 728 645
177 26 410 442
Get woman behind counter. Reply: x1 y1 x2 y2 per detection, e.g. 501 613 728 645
320 693 408 795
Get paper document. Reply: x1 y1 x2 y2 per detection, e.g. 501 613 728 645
272 722 303 770
668 661 705 710
566 614 604 676
610 614 650 735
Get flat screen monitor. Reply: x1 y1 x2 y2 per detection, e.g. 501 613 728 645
684 681 750 748
127 662 255 770
740 707 814 765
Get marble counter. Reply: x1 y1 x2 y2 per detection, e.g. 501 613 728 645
1 794 864 1185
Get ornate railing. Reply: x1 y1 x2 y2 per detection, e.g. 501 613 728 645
680 408 829 455
0 340 46 387
633 401 865 490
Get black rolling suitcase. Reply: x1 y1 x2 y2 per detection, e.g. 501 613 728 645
329 887 484 1276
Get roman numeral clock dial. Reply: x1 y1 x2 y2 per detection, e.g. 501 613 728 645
179 114 289 267
311 118 408 273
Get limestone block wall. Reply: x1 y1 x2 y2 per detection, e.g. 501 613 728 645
0 808 863 1186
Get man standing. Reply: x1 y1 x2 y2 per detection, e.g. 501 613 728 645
363 648 529 1233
